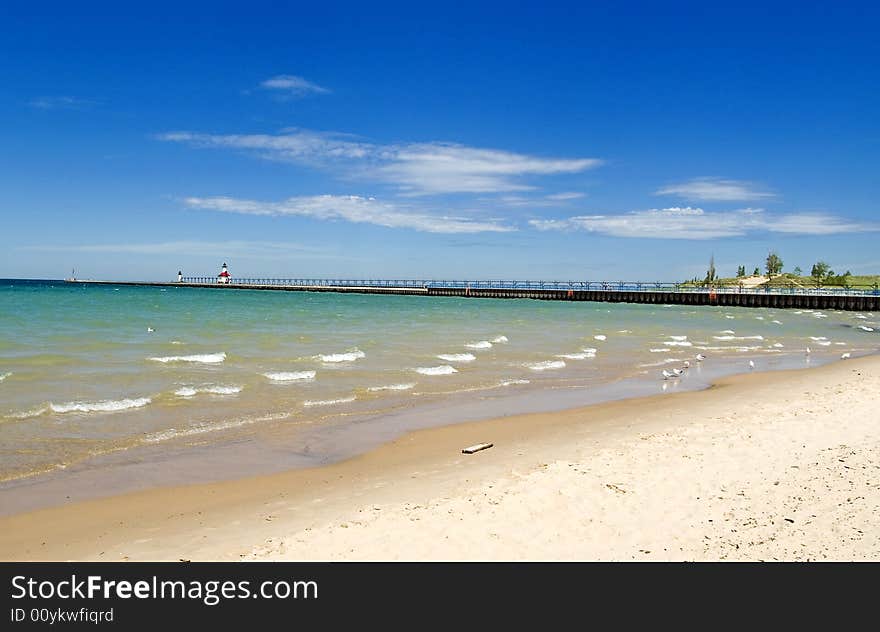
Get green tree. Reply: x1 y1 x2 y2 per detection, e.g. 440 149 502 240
753 267 760 276
704 255 716 285
736 265 746 278
793 266 802 276
765 252 783 278
811 261 831 287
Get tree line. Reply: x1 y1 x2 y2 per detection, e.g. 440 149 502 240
701 252 857 287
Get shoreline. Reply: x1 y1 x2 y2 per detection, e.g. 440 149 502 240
1 355 878 561
0 350 841 517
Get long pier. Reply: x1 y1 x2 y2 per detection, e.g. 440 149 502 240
65 278 880 311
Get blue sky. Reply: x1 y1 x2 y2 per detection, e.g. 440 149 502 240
1 1 878 281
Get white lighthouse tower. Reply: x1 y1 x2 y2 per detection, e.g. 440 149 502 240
217 262 231 284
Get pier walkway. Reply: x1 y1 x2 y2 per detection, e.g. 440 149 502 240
65 278 880 311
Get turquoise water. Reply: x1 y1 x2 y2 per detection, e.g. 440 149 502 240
0 279 877 484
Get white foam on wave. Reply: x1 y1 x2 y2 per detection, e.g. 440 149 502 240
5 406 49 420
415 365 458 375
640 358 685 368
858 325 874 332
0 372 10 382
170 340 184 345
525 360 566 371
499 379 530 386
771 320 783 325
556 347 597 360
491 335 509 343
593 335 607 341
143 411 291 444
755 316 765 320
855 314 868 319
50 397 151 414
649 348 668 353
263 371 316 382
303 396 356 407
664 341 693 347
617 330 632 334
725 315 735 319
367 383 416 392
465 341 493 350
816 341 832 346
720 330 736 334
175 385 242 397
772 343 784 348
149 352 226 364
316 349 366 363
810 336 828 341
669 335 688 341
437 353 477 363
713 335 764 341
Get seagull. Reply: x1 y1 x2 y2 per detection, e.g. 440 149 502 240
671 367 684 377
695 353 706 362
805 347 811 355
683 360 691 368
748 360 755 369
661 369 676 380
841 352 851 360
147 327 155 333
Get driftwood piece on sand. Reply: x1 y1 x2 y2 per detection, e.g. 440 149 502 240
462 442 493 454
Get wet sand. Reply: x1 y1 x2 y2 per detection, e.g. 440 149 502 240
1 356 878 561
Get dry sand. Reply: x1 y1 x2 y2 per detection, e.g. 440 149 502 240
1 356 878 561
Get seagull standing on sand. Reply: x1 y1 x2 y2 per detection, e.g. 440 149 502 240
147 327 155 333
683 360 691 368
841 352 851 360
805 347 811 355
748 360 755 369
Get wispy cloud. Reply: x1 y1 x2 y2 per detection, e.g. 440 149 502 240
529 207 879 239
157 129 601 195
20 240 336 259
28 96 99 110
182 195 516 234
545 192 586 201
656 177 775 202
260 75 330 96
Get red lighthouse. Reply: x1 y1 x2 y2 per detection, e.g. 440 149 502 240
217 262 231 284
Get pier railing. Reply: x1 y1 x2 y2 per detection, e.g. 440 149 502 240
179 277 880 296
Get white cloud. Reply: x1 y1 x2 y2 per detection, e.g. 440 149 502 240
529 208 879 239
29 96 98 110
260 75 330 96
374 143 600 195
545 192 586 201
656 177 775 201
158 129 601 195
183 195 516 234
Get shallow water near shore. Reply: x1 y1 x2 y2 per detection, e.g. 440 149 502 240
1 279 877 513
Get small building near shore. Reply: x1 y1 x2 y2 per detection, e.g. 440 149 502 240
218 262 231 284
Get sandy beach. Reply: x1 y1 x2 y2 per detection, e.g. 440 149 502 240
1 355 878 561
